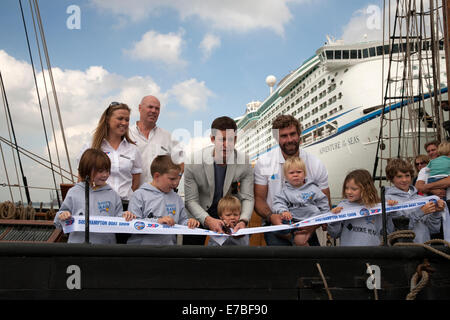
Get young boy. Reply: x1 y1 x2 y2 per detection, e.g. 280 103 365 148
208 195 250 246
127 155 199 245
272 157 330 246
385 158 445 243
426 141 450 200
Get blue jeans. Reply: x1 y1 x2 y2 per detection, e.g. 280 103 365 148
264 224 321 246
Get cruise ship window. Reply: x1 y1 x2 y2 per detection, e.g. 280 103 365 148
363 48 369 58
343 50 349 59
376 46 383 56
392 44 399 54
358 50 362 59
384 45 389 54
335 50 341 59
351 50 357 59
369 47 376 57
326 51 333 59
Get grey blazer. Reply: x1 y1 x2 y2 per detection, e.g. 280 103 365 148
184 145 254 226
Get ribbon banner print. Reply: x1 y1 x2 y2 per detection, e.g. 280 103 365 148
61 196 440 238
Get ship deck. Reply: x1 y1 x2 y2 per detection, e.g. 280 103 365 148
1 242 449 300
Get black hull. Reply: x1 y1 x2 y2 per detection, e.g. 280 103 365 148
0 243 449 300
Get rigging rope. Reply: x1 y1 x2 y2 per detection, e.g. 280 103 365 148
32 0 74 183
0 72 24 202
18 0 61 207
28 0 64 184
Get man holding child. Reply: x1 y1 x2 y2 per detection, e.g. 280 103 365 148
183 116 254 245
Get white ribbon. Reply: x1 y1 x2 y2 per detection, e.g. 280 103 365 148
61 196 440 237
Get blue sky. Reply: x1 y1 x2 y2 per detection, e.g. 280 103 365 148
0 0 386 202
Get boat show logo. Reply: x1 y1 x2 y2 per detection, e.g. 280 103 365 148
359 208 370 216
64 217 75 226
134 221 145 230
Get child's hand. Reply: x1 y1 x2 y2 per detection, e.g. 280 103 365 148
436 199 446 212
158 216 175 226
58 211 72 221
187 218 200 229
420 201 437 215
331 207 343 214
387 200 398 206
270 214 283 225
281 211 293 221
122 211 136 221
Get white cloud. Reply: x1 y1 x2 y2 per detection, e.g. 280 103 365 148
199 33 221 60
339 1 434 44
0 50 215 202
339 6 384 43
169 79 215 112
125 29 186 66
91 0 303 36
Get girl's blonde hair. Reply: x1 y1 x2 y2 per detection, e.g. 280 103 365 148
438 141 450 156
283 156 306 176
91 102 134 149
217 195 241 217
342 169 380 207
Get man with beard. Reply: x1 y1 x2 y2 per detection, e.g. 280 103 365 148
183 116 254 245
254 115 330 246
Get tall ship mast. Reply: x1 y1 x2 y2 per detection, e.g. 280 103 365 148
235 0 449 203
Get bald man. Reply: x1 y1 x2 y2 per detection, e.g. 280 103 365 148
129 95 184 185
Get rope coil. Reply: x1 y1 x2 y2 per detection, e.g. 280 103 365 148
0 201 50 221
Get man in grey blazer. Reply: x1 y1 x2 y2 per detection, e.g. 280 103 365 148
183 116 254 245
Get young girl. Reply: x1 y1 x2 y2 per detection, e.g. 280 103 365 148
54 148 134 244
327 169 390 246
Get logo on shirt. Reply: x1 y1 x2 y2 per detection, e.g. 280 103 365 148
97 201 112 214
301 191 315 201
165 204 176 215
270 173 280 180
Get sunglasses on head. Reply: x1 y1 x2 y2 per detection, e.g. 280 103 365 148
109 101 121 107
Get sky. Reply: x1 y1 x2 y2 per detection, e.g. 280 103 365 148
0 0 388 203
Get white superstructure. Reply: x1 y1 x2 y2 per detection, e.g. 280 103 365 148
235 39 448 203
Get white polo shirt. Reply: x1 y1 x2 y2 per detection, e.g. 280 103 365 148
77 139 143 200
254 146 329 212
129 123 185 184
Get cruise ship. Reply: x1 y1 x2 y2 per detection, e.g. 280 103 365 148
235 38 449 203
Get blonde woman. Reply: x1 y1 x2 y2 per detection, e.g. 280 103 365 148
77 102 142 207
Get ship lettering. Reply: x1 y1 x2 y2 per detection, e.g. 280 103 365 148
319 135 360 154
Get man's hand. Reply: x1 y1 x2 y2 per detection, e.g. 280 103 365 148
429 188 447 199
204 216 225 233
